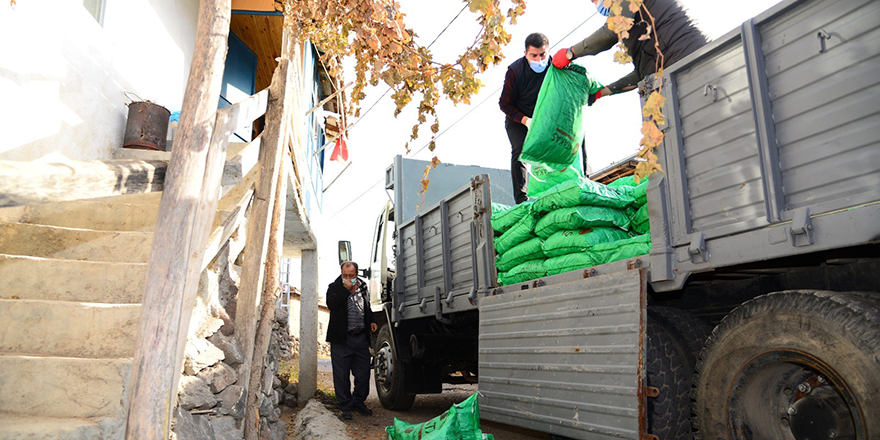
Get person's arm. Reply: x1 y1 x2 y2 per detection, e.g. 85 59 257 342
326 285 347 311
553 2 637 68
601 69 641 96
498 67 527 126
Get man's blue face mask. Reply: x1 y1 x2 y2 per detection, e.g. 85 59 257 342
529 57 548 73
596 0 611 17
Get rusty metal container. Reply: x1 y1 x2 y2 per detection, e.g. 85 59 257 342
123 101 171 151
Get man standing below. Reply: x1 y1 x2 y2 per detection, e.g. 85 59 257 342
499 32 550 204
326 261 378 420
552 0 707 97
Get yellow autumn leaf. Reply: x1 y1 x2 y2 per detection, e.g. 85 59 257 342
642 92 666 125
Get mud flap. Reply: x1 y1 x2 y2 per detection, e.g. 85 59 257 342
478 268 648 439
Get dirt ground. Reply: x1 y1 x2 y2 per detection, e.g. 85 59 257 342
282 360 550 440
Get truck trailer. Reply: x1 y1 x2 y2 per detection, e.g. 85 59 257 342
344 0 880 438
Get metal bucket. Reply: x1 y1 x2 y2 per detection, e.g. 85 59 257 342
123 101 171 151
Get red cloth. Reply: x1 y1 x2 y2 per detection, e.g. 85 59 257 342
329 137 348 162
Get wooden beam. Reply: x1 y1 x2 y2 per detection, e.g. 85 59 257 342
233 59 293 421
244 154 287 440
124 0 232 438
0 159 166 208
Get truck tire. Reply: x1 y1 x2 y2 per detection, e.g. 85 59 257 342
692 290 880 440
374 324 415 410
648 306 713 373
646 316 693 440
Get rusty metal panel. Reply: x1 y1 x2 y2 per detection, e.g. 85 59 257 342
479 268 647 439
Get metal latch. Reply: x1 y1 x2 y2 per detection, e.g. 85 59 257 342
789 208 814 247
688 231 707 263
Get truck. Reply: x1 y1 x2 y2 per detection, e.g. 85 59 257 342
341 0 880 438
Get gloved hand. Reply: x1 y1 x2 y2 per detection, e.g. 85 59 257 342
552 48 572 69
588 90 604 106
522 116 532 129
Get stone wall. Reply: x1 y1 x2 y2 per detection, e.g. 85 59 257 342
171 223 291 440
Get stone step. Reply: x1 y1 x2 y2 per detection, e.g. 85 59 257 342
0 299 140 358
0 199 159 231
0 254 146 303
0 413 122 440
0 354 130 419
0 222 151 263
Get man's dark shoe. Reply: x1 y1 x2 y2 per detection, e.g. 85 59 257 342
353 404 373 416
341 411 352 420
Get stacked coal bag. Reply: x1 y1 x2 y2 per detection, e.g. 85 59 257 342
608 175 650 236
491 201 547 286
490 175 652 286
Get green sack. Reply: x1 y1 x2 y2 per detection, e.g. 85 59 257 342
543 227 632 257
535 206 632 239
494 212 537 255
545 252 596 276
520 63 603 168
496 237 544 272
613 179 649 207
490 201 533 235
590 234 652 266
532 178 635 214
526 160 583 199
630 203 650 235
607 175 637 187
386 393 493 440
500 260 547 285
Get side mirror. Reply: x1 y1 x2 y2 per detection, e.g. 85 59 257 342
338 240 352 266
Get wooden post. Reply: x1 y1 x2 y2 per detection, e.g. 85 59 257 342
244 158 287 439
124 0 231 438
234 59 293 420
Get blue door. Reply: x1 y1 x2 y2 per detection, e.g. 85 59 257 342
220 31 257 142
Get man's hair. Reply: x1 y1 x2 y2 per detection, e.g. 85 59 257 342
341 260 358 272
525 33 549 50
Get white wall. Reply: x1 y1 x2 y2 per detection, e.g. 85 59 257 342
0 0 199 162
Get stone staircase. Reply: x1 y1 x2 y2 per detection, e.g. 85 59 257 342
0 193 157 439
0 144 256 439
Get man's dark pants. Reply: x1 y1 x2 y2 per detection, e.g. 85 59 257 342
330 331 371 411
504 118 528 204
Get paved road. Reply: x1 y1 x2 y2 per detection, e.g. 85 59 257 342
317 358 549 439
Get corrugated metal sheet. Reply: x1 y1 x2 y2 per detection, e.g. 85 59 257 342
479 269 646 439
761 0 880 214
674 39 767 233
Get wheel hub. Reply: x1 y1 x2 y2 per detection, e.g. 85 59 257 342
789 381 855 440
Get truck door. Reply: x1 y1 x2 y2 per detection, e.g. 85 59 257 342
479 268 649 440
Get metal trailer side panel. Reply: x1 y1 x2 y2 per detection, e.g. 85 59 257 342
645 0 880 291
396 175 496 321
479 268 648 440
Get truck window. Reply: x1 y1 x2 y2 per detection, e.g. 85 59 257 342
372 216 384 264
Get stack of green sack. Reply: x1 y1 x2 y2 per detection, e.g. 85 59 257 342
491 202 546 285
609 175 650 235
490 175 652 285
386 393 493 440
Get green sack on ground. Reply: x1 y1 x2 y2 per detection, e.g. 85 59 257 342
545 252 596 276
500 260 547 285
496 237 544 272
590 234 652 266
520 63 603 168
526 160 583 199
494 212 538 255
532 178 635 214
490 201 533 235
535 206 632 239
386 393 492 440
543 227 632 257
630 203 650 235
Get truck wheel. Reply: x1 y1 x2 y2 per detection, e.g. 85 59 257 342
646 316 693 440
648 306 713 373
374 325 415 410
692 290 880 440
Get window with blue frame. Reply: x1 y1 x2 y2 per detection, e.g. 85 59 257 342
302 43 328 214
